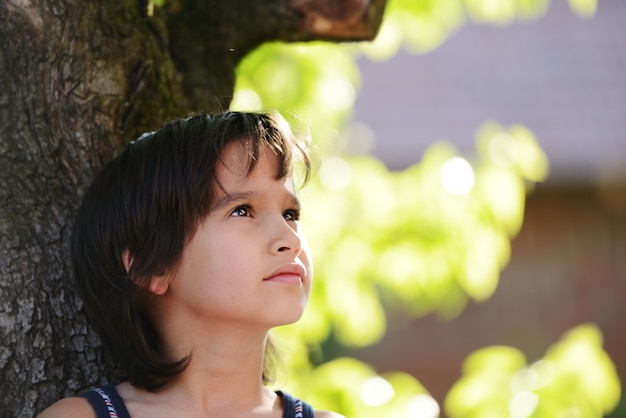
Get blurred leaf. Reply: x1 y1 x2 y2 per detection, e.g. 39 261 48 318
464 346 528 374
233 42 359 149
465 0 518 24
568 0 598 17
539 324 622 415
477 122 549 184
383 0 465 54
281 357 437 418
445 324 621 418
300 123 541 330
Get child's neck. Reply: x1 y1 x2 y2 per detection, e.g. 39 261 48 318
120 329 278 416
163 321 272 399
178 335 268 393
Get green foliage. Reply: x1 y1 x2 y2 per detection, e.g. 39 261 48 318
231 0 618 416
568 0 598 17
445 324 621 418
462 0 549 24
233 42 359 149
297 123 547 331
362 0 465 57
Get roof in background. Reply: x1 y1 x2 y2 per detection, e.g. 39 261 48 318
351 0 626 184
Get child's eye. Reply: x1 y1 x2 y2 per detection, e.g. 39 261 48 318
283 209 300 221
230 206 251 217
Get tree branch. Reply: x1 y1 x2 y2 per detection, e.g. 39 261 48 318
165 0 388 110
287 0 387 40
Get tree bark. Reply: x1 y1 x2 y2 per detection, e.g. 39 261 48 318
0 0 386 415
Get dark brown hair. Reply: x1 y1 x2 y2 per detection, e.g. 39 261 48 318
72 111 310 390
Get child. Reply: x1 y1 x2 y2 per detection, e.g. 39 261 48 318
39 111 345 418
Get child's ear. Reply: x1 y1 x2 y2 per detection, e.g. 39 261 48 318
148 277 169 295
123 248 170 295
122 248 134 274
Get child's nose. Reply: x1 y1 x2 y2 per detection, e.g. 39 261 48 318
277 245 302 255
269 218 302 255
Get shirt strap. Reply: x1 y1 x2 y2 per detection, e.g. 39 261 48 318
82 384 131 418
277 390 315 418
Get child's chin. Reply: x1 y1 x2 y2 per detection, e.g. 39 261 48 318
275 311 307 328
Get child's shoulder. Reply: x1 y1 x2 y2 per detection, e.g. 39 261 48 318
37 396 95 418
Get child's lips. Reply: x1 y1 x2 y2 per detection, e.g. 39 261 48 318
264 263 305 285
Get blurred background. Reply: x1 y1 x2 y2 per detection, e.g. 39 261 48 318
232 0 625 416
350 0 626 408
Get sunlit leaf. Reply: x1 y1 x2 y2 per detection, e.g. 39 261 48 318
459 225 509 301
387 0 465 53
234 42 359 149
568 0 598 17
465 0 518 24
445 324 621 418
474 165 526 235
283 357 435 418
508 125 549 182
464 346 528 374
541 324 621 414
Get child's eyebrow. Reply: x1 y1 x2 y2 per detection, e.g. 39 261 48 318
210 191 255 212
210 191 301 212
288 194 302 211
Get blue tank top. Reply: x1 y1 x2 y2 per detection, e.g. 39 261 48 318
82 384 315 418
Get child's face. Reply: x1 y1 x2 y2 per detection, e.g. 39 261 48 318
160 142 312 330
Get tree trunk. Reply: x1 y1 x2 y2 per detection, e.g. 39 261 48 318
0 0 385 415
